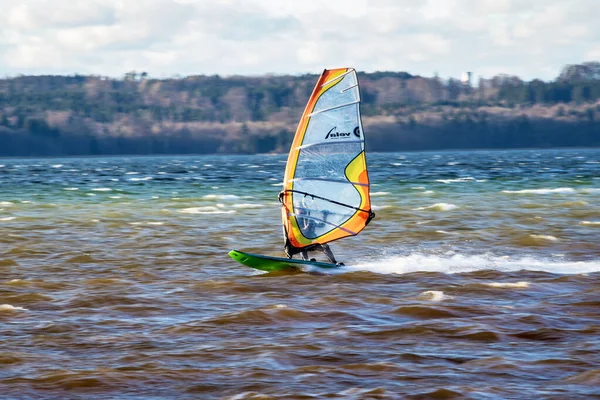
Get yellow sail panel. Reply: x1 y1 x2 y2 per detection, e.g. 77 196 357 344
280 68 373 251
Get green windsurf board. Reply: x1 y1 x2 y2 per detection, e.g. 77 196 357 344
228 250 340 272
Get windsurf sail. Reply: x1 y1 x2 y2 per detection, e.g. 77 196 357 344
279 68 374 254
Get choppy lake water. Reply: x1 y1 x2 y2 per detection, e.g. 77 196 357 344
1 149 599 399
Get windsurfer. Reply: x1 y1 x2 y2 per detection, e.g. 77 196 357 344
279 190 343 265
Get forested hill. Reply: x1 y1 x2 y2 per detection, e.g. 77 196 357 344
1 62 600 156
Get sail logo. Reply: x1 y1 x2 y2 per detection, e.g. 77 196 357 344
325 126 360 139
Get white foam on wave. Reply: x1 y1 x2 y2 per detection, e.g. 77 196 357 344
0 304 28 312
581 221 600 226
344 253 600 275
92 188 112 192
529 234 559 242
203 194 239 200
0 201 14 206
371 192 390 196
418 291 452 301
436 177 485 184
502 188 576 194
129 177 153 181
0 217 16 221
486 282 530 288
64 188 78 191
179 207 236 215
233 203 263 209
436 230 459 235
372 205 391 211
414 203 458 211
51 164 63 168
125 171 139 175
581 188 600 193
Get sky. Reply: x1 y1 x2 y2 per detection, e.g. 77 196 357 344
0 0 599 81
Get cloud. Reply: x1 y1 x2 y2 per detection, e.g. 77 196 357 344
0 0 599 80
7 1 116 30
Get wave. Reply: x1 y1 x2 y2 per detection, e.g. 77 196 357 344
179 207 235 215
581 221 600 226
0 304 28 312
414 203 458 211
502 188 576 194
372 205 392 211
203 194 240 200
232 203 263 209
436 177 486 183
528 234 559 242
417 291 452 302
485 282 529 288
344 253 600 275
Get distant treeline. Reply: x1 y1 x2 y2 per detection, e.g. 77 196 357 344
1 62 599 156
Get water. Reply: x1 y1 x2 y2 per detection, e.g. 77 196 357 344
1 149 599 399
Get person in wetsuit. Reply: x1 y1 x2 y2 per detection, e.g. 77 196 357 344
279 190 343 265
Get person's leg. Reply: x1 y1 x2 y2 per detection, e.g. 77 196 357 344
321 244 338 264
284 239 293 259
301 249 309 261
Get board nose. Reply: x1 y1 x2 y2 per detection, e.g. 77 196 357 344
228 250 243 261
228 250 238 259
